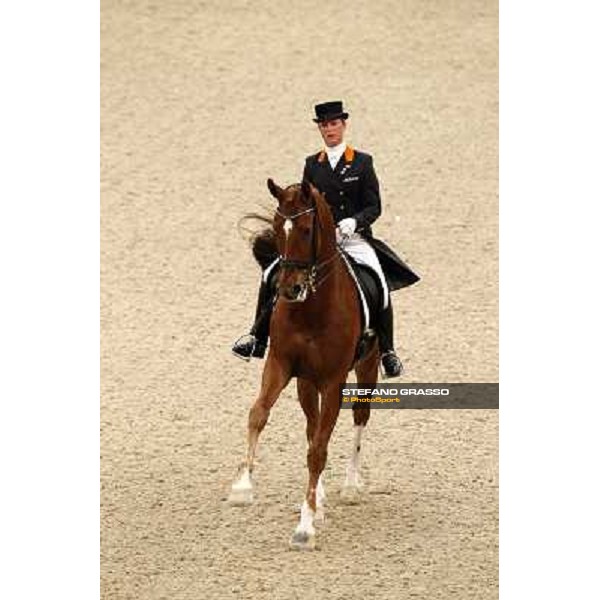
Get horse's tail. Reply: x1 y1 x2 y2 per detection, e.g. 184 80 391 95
237 211 278 270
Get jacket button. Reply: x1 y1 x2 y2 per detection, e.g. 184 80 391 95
340 191 345 196
340 204 345 209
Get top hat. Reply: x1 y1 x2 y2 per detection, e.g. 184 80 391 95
313 100 349 123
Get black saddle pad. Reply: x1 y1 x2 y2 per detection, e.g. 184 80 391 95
344 255 382 330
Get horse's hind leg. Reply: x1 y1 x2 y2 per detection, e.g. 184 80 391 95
291 379 343 550
296 378 325 519
229 356 291 505
341 344 377 504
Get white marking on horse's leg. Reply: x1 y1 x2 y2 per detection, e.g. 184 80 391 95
290 499 317 550
316 474 326 507
232 466 252 491
315 475 326 521
297 500 316 534
228 465 254 505
293 500 316 536
344 425 364 489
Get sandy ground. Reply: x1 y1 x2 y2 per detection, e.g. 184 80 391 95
101 1 498 598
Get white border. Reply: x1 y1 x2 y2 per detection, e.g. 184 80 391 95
0 2 99 599
1 1 599 598
501 1 600 598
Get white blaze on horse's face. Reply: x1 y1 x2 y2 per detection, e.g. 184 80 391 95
275 203 316 303
283 218 293 268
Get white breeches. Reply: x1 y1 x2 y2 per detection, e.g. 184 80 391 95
339 233 389 308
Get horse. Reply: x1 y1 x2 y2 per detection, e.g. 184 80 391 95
229 178 380 550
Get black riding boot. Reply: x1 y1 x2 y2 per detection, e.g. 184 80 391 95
376 300 404 378
231 278 276 361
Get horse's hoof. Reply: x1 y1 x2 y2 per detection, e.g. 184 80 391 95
227 487 254 506
289 530 316 551
340 484 362 505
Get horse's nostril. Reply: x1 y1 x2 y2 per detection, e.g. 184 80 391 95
292 284 302 296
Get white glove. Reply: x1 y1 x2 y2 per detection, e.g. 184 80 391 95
338 218 357 238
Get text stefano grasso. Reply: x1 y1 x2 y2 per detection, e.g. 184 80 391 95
341 388 451 396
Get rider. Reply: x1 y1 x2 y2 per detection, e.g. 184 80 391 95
232 100 419 378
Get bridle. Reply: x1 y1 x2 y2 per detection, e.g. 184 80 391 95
274 204 340 296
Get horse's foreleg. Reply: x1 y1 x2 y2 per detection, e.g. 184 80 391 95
229 356 291 506
290 380 342 550
297 377 319 446
342 346 377 503
340 415 366 504
297 378 325 519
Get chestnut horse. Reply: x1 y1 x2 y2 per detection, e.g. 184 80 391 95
229 178 379 550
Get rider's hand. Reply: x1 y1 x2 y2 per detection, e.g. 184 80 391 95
338 218 357 238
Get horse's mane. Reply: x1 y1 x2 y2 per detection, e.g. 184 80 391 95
237 209 278 270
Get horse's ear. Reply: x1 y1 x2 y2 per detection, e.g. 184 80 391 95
267 178 282 199
301 179 312 201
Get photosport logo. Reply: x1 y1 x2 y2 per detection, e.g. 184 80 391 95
339 383 499 409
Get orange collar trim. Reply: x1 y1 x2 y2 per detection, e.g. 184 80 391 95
317 145 354 163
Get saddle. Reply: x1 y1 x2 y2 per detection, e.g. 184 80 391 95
340 253 383 330
340 252 384 362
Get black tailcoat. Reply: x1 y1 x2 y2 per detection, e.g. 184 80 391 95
302 147 420 291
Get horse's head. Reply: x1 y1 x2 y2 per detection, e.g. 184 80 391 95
267 178 337 302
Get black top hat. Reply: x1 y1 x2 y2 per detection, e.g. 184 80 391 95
313 100 349 123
